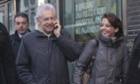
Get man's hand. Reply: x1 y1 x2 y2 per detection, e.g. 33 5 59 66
54 19 61 38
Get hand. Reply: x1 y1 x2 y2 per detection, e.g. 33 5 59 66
54 19 61 38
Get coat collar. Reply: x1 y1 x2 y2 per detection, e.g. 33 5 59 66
98 31 123 48
35 30 57 41
14 29 31 41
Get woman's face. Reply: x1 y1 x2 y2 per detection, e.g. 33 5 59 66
100 18 118 38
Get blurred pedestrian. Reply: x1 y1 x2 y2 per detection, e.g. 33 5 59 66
10 12 30 84
0 22 17 84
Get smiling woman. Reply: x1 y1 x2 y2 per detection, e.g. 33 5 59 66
100 13 123 38
61 0 123 81
72 13 129 84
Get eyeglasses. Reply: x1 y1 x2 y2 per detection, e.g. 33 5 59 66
39 17 56 22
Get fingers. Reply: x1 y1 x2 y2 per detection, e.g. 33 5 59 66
54 19 61 29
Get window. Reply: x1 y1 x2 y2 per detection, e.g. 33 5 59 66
0 8 4 24
19 0 37 31
62 0 122 47
8 2 14 34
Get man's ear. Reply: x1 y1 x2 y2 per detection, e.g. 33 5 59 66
36 18 41 27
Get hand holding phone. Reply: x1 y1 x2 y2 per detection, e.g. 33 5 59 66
54 19 61 38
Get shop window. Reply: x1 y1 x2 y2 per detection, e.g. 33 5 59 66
30 10 36 31
62 0 122 47
19 0 37 30
0 10 4 24
20 0 28 12
24 0 29 7
8 2 14 34
30 0 36 5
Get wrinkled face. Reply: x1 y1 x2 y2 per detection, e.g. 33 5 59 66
15 16 29 35
37 9 56 34
100 18 118 37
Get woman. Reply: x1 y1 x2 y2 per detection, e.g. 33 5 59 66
72 13 129 84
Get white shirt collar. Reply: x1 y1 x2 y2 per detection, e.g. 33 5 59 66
18 33 23 38
35 24 52 37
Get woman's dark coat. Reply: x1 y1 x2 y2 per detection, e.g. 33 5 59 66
0 22 17 84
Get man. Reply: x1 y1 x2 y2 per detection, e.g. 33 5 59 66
0 22 17 84
127 33 140 84
10 12 30 59
16 3 81 84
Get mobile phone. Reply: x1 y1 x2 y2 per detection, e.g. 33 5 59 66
54 25 58 29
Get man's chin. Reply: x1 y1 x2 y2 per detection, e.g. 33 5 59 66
19 32 26 35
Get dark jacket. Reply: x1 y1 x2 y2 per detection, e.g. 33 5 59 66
72 32 129 84
10 30 30 59
16 29 81 84
10 31 22 59
10 31 30 84
0 22 17 84
127 33 140 84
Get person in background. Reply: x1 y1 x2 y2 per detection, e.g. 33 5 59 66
0 22 17 84
16 3 81 84
10 12 30 84
72 13 129 84
10 12 30 59
127 32 140 84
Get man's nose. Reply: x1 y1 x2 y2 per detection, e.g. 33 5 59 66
19 23 23 27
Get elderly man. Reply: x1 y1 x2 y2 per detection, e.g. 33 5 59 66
16 3 81 84
0 22 17 84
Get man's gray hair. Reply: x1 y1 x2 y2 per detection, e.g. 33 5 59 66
35 3 55 19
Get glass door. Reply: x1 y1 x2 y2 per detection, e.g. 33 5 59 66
0 7 5 25
0 1 14 34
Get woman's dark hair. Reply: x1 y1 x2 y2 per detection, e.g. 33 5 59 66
101 13 123 38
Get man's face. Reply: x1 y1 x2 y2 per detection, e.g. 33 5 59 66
14 16 29 35
37 9 56 34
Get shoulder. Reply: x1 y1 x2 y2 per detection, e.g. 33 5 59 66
87 39 98 46
0 23 8 34
10 34 15 37
84 39 98 50
24 31 35 38
10 34 15 39
61 29 70 36
22 31 38 42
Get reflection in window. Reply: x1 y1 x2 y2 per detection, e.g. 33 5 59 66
63 0 119 47
19 0 37 30
8 2 14 35
20 0 28 12
24 0 28 7
45 0 49 3
30 10 35 31
0 11 4 24
50 0 56 8
30 0 36 5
